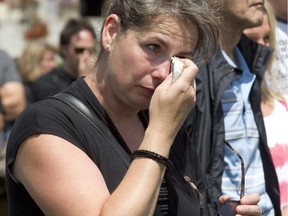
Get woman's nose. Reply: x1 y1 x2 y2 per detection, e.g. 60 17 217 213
152 59 171 81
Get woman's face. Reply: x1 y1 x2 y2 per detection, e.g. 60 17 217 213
243 14 271 46
101 15 199 110
40 50 57 74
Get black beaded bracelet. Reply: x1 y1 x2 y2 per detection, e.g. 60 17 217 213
131 150 173 170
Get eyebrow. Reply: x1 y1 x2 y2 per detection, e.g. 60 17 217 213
154 36 194 57
145 31 194 57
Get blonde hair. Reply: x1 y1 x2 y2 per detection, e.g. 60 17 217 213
261 1 286 104
17 41 58 82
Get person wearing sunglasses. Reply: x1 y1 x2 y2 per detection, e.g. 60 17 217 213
185 0 281 215
30 18 97 102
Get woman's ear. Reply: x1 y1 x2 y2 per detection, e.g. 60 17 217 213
102 14 121 51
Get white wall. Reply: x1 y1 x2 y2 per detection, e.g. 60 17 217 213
0 2 103 58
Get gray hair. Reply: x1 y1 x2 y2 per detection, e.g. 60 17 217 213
98 0 221 64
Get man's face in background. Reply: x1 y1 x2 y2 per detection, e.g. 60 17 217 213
63 30 96 77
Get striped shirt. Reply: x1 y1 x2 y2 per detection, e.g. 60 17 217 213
221 48 274 215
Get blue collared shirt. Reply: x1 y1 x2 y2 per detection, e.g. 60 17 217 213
221 48 274 215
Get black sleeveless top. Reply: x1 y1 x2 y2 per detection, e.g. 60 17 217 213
6 77 205 215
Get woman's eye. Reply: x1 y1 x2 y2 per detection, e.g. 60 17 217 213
147 44 160 53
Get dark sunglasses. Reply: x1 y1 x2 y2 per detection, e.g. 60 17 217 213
183 139 246 216
74 47 92 54
217 139 246 216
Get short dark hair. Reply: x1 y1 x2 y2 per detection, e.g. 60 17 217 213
60 18 97 48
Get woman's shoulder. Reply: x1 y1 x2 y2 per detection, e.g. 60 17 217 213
17 98 70 124
8 98 80 148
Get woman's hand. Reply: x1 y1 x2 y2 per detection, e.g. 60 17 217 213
148 58 198 143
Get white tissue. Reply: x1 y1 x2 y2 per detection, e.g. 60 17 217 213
171 57 184 82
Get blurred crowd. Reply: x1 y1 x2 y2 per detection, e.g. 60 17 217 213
0 15 99 214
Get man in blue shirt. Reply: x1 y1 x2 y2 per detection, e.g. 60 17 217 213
185 1 281 215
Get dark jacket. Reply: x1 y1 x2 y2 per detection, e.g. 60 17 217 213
185 35 281 215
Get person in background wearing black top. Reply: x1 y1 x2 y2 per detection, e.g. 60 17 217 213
30 18 97 102
6 0 261 215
